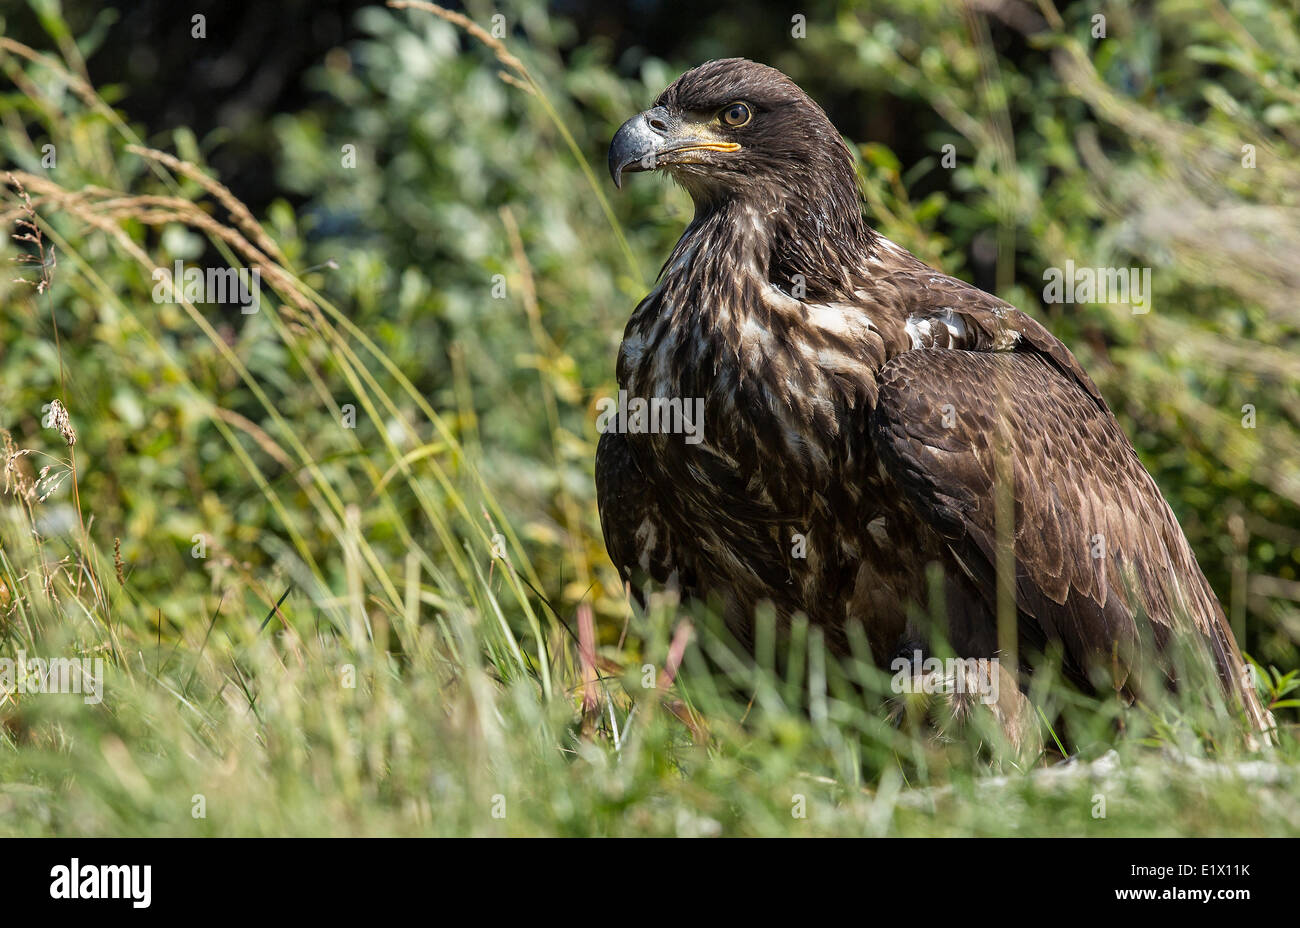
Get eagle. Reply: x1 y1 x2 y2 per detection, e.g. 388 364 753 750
596 58 1272 746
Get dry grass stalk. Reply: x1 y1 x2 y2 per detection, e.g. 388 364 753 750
7 173 55 294
47 399 76 447
125 144 290 266
386 1 532 92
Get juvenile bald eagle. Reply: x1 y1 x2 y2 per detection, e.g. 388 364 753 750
597 58 1272 743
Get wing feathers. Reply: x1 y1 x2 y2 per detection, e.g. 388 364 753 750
869 348 1247 704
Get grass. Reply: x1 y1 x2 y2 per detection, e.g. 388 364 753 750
1 1 1298 836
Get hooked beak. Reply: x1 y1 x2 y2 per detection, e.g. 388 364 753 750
607 106 741 189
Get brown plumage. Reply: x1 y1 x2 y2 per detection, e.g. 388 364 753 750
598 58 1272 744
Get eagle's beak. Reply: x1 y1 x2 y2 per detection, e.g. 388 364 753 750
609 108 672 189
608 106 740 189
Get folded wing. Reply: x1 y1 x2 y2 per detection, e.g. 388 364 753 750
868 346 1269 732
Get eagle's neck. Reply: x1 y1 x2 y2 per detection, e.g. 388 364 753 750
668 189 879 306
619 186 891 437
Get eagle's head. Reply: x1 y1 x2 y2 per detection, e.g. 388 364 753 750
608 58 860 210
609 58 875 298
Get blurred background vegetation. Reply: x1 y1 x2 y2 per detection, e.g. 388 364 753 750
0 0 1298 835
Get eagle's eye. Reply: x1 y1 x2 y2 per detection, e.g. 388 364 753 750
719 102 752 128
